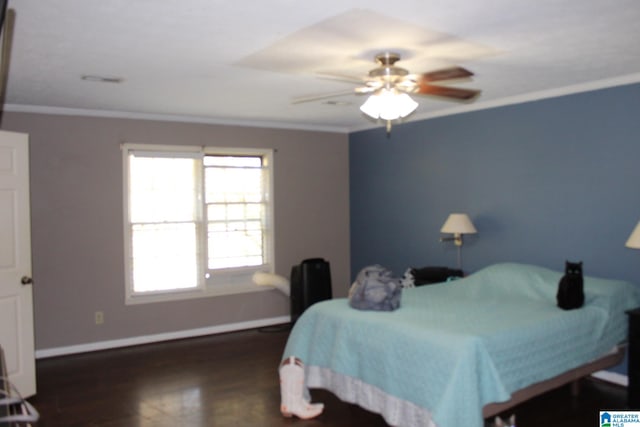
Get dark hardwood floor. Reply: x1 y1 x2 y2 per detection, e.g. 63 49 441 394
27 327 628 426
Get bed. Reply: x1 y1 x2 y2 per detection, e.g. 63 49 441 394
282 262 640 427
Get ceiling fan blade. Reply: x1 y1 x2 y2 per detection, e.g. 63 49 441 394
291 87 371 104
415 84 481 101
418 66 474 83
316 71 367 85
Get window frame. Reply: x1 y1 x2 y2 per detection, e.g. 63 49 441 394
122 143 275 305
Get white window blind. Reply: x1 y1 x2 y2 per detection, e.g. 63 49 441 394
128 151 203 294
204 155 267 269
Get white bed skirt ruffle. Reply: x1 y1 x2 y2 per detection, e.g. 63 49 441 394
306 366 436 427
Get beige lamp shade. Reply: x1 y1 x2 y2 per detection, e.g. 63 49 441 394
441 213 477 235
626 221 640 249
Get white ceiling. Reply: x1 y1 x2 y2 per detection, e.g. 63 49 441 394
3 1 640 133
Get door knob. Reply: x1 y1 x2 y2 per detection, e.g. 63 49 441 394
21 276 33 285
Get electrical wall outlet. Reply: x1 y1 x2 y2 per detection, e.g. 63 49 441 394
95 311 104 325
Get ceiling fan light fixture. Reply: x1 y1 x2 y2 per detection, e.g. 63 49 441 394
360 89 418 121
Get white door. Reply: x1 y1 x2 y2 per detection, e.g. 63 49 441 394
0 130 36 397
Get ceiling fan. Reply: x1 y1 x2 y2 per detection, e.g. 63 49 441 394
293 52 481 133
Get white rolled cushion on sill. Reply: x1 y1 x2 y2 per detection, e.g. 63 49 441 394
252 272 290 296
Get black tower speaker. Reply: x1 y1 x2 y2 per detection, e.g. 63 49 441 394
290 258 332 325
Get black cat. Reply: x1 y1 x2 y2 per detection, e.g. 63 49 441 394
556 261 585 310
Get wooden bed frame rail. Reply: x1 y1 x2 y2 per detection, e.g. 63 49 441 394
482 345 626 418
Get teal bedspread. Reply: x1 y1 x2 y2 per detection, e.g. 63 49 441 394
283 263 640 427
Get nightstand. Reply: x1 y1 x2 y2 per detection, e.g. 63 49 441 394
627 308 640 408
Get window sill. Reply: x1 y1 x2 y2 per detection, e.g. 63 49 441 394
125 283 274 305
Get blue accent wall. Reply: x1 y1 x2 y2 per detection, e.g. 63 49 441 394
350 83 640 374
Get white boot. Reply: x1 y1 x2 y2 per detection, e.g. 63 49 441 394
279 356 324 419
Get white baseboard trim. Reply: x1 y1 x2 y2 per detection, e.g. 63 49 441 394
35 315 290 359
591 370 628 386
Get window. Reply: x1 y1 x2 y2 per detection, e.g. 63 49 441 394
123 144 274 304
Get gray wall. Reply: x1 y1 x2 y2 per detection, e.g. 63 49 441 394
1 112 350 350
